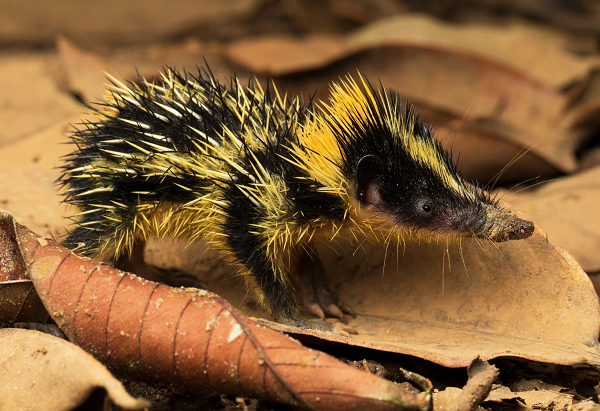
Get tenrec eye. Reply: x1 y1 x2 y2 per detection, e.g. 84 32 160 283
422 203 433 214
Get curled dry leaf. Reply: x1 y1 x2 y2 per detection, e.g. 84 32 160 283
224 15 600 88
224 15 586 174
173 206 600 369
346 15 600 89
0 0 258 47
275 47 576 174
499 165 600 273
0 213 430 411
223 35 346 76
0 328 148 411
0 210 49 324
432 122 559 185
0 281 49 325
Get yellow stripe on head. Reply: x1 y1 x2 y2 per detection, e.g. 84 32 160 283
326 74 466 196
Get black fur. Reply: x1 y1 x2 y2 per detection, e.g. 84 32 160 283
222 179 303 323
331 89 495 238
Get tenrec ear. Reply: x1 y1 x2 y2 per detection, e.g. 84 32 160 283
356 154 385 205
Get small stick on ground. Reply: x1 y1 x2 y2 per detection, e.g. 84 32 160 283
446 357 499 411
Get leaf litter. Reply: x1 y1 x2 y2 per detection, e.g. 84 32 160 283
1 5 600 410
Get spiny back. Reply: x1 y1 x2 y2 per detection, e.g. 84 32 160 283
61 68 308 209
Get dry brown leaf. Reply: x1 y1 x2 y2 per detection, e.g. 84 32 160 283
510 379 566 392
433 122 559 185
0 116 80 237
346 15 600 89
0 54 80 148
262 225 600 367
432 387 465 411
485 384 574 409
487 0 600 36
2 213 430 411
581 147 600 171
0 281 49 324
0 328 148 411
156 209 600 369
57 36 114 102
224 15 600 89
570 401 600 411
224 15 586 173
223 35 347 76
0 213 50 324
278 47 577 172
435 380 593 410
499 166 600 273
0 0 258 47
